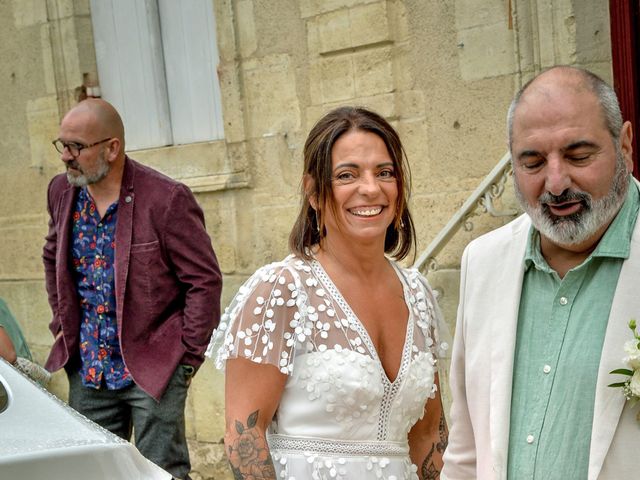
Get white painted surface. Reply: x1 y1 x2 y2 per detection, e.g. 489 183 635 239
91 0 173 150
90 0 224 149
0 359 171 479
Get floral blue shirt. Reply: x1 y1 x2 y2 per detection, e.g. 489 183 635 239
72 188 132 390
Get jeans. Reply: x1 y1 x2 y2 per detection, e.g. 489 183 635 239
67 364 194 480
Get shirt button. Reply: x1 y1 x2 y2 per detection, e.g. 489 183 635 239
559 296 568 305
543 365 551 374
526 434 534 444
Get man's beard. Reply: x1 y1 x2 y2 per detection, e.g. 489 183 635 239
514 148 630 247
66 150 110 187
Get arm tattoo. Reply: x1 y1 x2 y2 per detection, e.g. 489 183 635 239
437 409 448 453
421 444 439 480
227 410 276 480
421 410 448 480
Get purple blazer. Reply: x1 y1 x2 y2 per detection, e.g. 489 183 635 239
43 156 222 400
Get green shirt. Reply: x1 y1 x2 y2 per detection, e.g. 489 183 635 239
507 179 640 480
0 298 32 361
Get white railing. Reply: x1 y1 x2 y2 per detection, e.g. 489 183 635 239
413 152 518 272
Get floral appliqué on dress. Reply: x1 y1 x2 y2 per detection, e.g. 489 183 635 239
208 255 447 480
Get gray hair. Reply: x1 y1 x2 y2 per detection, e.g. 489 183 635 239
507 66 623 150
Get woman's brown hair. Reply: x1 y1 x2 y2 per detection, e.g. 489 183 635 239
288 106 416 261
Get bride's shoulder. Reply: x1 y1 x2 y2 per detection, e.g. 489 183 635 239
238 254 314 295
251 254 313 279
391 261 433 292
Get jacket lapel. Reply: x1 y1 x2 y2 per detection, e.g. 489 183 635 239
114 157 135 327
490 215 530 480
588 203 640 480
56 184 77 304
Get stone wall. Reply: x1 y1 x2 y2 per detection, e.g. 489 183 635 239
0 1 612 478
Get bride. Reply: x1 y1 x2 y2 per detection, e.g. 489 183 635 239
207 106 449 479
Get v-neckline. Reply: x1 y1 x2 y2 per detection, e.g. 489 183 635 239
310 258 414 386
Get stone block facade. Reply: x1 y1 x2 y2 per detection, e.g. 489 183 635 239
0 1 613 478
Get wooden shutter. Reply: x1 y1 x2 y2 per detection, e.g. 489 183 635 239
90 0 173 150
158 0 224 143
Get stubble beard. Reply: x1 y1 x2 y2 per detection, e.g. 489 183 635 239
66 149 111 187
514 147 630 247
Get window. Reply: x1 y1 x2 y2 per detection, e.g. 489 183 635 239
90 0 224 150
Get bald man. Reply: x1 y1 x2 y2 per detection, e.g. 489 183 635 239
43 99 222 479
442 66 640 479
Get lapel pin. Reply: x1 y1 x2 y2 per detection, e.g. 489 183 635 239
125 195 132 203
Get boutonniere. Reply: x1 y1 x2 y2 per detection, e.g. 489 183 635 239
609 319 640 419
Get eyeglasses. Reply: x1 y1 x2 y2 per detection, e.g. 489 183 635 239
52 138 112 158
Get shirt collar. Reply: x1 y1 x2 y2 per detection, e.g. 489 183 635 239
524 176 640 272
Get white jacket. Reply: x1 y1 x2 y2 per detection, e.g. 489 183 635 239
442 187 640 480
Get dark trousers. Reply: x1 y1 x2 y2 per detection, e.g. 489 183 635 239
67 365 193 480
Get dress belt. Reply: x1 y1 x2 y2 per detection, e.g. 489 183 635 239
268 434 409 457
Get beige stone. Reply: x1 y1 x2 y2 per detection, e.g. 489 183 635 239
308 1 390 54
352 92 396 118
349 1 390 48
0 279 51 351
41 24 57 95
0 1 617 476
395 117 429 175
317 56 356 103
387 0 410 44
188 440 233 480
218 60 250 144
395 89 426 120
575 1 611 65
307 61 324 105
27 96 60 169
454 0 509 30
73 0 91 17
315 9 352 53
43 0 75 21
236 0 257 58
353 47 394 97
425 268 460 337
213 0 237 64
536 0 576 67
189 362 226 442
299 0 380 19
0 214 50 280
389 43 414 92
457 22 516 80
242 54 301 137
12 0 48 28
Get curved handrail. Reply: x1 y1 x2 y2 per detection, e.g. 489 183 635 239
413 152 518 273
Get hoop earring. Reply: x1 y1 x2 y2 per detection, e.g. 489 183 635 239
315 210 321 234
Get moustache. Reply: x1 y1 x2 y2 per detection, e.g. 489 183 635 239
538 190 592 208
65 160 83 173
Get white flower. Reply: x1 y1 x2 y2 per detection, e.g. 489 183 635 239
630 370 640 397
623 339 640 370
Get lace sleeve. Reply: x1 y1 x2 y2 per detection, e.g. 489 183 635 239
206 261 308 375
409 269 451 361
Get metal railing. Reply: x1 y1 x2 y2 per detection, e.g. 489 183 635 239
413 152 519 273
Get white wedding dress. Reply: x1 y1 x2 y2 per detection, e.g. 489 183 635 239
207 255 447 480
